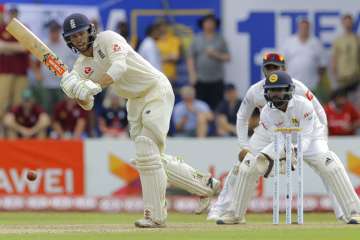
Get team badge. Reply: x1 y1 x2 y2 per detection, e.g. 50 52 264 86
305 90 314 101
269 74 278 83
291 117 299 127
112 43 121 52
70 19 76 29
84 66 93 74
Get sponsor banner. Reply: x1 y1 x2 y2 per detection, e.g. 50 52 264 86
0 195 333 213
0 140 84 195
223 0 360 97
84 138 239 196
0 137 359 202
85 138 360 198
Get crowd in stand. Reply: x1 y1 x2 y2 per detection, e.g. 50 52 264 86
0 6 359 139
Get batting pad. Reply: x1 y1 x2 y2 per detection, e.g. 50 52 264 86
322 177 344 219
134 136 167 223
208 162 241 219
230 153 260 218
161 154 216 197
313 151 360 219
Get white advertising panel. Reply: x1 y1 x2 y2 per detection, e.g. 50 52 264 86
85 137 360 198
223 0 360 96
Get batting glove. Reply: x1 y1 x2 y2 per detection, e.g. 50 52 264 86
72 80 102 101
60 71 80 99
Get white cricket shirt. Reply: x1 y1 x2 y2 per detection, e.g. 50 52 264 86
73 30 167 99
236 78 327 149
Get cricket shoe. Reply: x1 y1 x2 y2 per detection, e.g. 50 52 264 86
134 210 166 228
347 214 360 224
194 177 221 214
134 218 166 228
337 215 349 224
216 212 246 225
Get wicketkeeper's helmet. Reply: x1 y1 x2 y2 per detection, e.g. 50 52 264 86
263 70 295 109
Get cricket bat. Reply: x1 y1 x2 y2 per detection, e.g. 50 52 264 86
6 18 67 77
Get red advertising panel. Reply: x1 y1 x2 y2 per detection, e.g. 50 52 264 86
0 140 84 195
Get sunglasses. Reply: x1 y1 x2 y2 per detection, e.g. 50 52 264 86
263 53 285 62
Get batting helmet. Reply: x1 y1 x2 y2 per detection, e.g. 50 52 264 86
62 13 96 53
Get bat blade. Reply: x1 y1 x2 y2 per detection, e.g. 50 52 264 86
6 18 67 77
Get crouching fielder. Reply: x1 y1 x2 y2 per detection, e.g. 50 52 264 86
59 13 220 228
217 70 360 224
209 53 343 223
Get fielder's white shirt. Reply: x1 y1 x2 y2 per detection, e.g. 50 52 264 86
260 95 328 156
236 78 327 149
280 36 326 90
72 30 167 99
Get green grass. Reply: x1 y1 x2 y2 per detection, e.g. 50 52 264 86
0 212 359 240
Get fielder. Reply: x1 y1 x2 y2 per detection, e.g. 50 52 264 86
59 13 220 228
209 53 345 223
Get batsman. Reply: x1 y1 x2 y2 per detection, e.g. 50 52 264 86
209 53 360 224
59 13 220 228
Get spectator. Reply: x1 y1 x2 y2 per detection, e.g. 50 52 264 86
138 23 162 71
157 20 181 83
98 90 128 138
32 20 76 114
91 18 101 32
187 14 230 110
215 83 241 136
52 98 88 139
280 18 326 91
0 6 30 120
331 14 360 89
3 89 50 139
324 88 360 136
116 21 129 42
173 85 213 137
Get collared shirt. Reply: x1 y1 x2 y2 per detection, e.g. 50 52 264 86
73 31 167 99
260 95 327 156
100 106 128 130
138 37 162 71
189 32 229 82
216 99 241 125
53 100 88 132
325 101 360 136
332 34 360 80
157 32 181 80
11 104 44 128
0 23 29 75
281 36 326 90
173 100 211 132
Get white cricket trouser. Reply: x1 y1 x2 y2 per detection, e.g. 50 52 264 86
208 125 345 220
126 79 174 152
